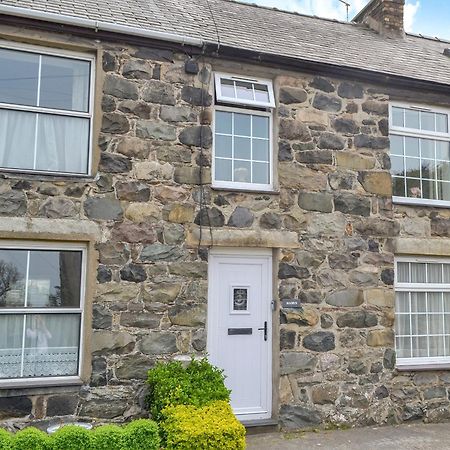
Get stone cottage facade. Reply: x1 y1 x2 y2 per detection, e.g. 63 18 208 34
0 0 449 431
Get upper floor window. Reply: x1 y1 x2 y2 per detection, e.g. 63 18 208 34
0 241 86 385
213 73 275 191
0 43 94 176
390 103 450 207
395 257 450 369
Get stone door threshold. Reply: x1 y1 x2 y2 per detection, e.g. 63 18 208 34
241 418 279 435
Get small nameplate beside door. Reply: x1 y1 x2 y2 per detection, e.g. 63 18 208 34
228 328 253 335
282 298 302 309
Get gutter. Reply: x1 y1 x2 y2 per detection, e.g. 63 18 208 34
0 4 204 47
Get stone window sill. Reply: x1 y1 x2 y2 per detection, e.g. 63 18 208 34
0 377 83 395
211 186 280 195
393 196 450 209
1 169 95 184
397 363 450 371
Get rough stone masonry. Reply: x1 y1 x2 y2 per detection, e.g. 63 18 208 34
1 30 450 432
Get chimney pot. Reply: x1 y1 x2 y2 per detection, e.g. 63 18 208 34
353 0 405 37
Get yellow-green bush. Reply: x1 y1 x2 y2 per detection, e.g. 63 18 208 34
12 428 49 450
122 420 160 450
146 358 230 421
0 429 12 450
51 425 91 450
91 424 124 450
161 401 246 450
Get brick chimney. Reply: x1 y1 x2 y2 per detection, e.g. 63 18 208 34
353 0 405 37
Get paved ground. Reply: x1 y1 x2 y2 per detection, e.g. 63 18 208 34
246 422 450 449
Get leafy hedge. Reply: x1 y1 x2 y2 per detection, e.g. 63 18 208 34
0 419 160 450
161 401 246 450
147 358 231 421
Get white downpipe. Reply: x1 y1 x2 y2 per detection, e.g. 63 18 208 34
0 4 204 47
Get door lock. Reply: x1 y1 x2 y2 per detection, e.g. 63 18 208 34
258 321 268 341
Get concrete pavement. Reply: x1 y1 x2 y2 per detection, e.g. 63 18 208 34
246 422 450 449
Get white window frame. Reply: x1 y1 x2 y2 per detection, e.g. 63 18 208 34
214 72 275 109
0 40 95 177
389 102 450 208
212 105 273 191
0 240 87 388
395 255 450 370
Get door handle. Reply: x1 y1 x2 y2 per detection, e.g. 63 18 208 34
258 321 268 341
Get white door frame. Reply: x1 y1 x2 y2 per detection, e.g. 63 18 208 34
207 247 273 421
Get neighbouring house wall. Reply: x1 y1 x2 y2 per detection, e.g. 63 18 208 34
1 24 450 431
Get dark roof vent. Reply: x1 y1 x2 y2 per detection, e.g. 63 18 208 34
444 48 450 57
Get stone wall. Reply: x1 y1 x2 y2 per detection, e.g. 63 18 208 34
1 30 450 431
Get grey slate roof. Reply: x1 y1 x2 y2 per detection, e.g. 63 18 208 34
1 0 450 87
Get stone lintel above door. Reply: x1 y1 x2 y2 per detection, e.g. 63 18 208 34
186 225 301 249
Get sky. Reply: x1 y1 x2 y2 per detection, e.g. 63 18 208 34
236 0 450 40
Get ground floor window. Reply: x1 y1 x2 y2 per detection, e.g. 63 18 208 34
0 241 85 382
395 256 450 368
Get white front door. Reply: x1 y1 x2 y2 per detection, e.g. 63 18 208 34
207 248 272 421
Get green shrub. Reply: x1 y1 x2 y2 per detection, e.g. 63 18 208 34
161 401 246 450
0 429 12 450
51 425 91 450
122 420 160 450
147 358 230 421
91 425 124 450
13 428 50 450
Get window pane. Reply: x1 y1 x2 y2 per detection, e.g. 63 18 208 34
422 178 436 200
437 182 450 202
215 135 232 158
215 158 232 182
253 139 269 162
235 81 254 101
0 49 39 107
421 139 435 159
234 160 251 183
215 111 232 134
429 335 445 357
405 137 420 157
411 264 427 283
254 84 269 103
28 250 82 308
0 109 36 171
428 313 443 336
40 56 90 112
444 292 450 311
396 313 410 336
444 314 450 334
411 291 426 311
390 135 404 155
405 109 420 129
234 114 251 136
0 250 27 308
397 263 410 283
396 336 411 358
427 265 443 284
220 78 235 98
392 177 406 197
390 156 404 176
252 162 269 184
412 336 428 357
421 111 435 132
421 159 435 180
405 157 420 178
436 114 448 133
436 161 450 181
428 291 443 312
23 313 80 377
406 178 421 198
436 141 450 160
252 116 269 138
396 291 410 311
0 315 24 379
392 107 404 127
36 114 90 174
234 137 251 160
